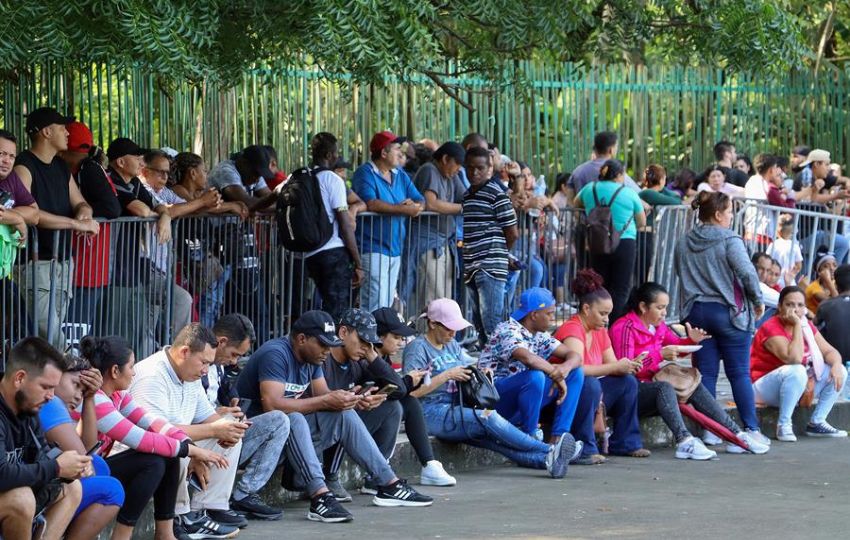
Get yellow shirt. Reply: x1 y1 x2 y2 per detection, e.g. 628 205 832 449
806 280 825 313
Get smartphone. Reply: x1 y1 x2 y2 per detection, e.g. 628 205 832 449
236 398 252 415
242 421 254 428
376 383 398 395
188 473 203 492
86 440 103 456
357 381 376 395
635 352 650 365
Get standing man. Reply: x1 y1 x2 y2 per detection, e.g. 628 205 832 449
352 131 424 312
14 107 99 348
208 145 277 212
711 141 750 188
565 131 641 201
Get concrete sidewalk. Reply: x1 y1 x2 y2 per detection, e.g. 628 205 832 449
236 437 848 540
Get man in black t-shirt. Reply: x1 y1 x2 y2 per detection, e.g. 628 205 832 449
702 140 749 188
13 107 99 349
816 265 850 361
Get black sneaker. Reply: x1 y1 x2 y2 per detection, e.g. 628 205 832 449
307 492 354 523
372 479 433 507
231 493 283 521
359 476 379 495
207 508 248 529
178 511 240 539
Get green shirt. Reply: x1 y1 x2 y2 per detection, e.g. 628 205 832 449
578 181 644 240
639 188 682 206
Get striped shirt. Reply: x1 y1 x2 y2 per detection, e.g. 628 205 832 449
79 390 189 458
462 179 517 281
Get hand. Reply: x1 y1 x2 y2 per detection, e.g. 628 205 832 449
661 346 679 360
547 364 567 383
614 359 638 376
187 457 211 490
78 368 102 398
505 162 521 178
814 178 826 191
224 201 249 220
404 203 423 218
818 265 835 283
200 188 221 208
56 450 92 480
832 363 847 392
352 267 365 288
214 419 249 445
215 405 244 420
549 377 568 405
780 306 801 326
13 221 26 246
444 366 472 382
783 269 797 286
356 392 387 411
362 343 379 362
323 389 361 411
73 218 99 236
753 304 765 320
156 214 172 244
684 322 711 344
407 369 427 387
188 446 229 469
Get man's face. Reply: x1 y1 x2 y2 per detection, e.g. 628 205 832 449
215 337 251 367
14 364 62 416
381 143 403 169
465 156 492 187
530 307 555 333
55 372 83 411
0 137 16 180
755 257 773 283
296 335 331 365
43 124 69 152
766 165 782 185
727 146 737 163
812 160 830 180
116 154 143 179
143 156 171 191
179 344 215 382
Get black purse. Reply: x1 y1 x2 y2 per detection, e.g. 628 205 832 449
458 366 500 409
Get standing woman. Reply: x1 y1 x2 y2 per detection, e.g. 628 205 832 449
574 159 646 321
674 191 770 446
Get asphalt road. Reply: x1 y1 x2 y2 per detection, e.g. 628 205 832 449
236 436 847 539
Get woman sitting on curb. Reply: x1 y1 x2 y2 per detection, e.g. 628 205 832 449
610 282 769 457
554 269 651 464
751 286 848 441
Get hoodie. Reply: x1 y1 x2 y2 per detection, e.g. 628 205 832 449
0 393 59 492
609 312 693 382
674 224 763 332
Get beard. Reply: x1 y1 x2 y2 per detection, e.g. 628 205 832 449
14 389 40 417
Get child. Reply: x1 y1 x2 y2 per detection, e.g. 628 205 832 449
372 307 457 487
767 215 803 288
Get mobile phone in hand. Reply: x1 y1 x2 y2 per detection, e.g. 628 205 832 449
357 381 376 395
188 473 203 492
86 440 103 456
376 383 398 395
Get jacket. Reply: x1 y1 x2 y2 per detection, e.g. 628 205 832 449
674 223 763 332
609 312 693 382
0 393 59 492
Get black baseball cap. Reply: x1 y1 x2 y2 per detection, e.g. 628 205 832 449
339 308 382 345
372 308 416 337
434 141 466 164
241 145 274 181
292 310 343 347
25 107 75 135
107 137 147 162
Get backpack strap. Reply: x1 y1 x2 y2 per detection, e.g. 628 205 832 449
592 182 602 207
608 184 634 234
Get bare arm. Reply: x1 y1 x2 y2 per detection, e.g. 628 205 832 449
259 380 330 415
78 395 98 450
634 210 647 229
44 424 87 455
337 209 362 268
365 198 420 216
221 185 277 212
347 191 367 217
423 191 462 215
503 224 519 250
175 412 224 441
763 327 805 365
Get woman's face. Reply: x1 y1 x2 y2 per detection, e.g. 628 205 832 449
522 168 535 191
429 321 456 345
779 291 806 321
379 333 405 356
707 170 726 191
55 372 83 411
582 298 614 330
713 202 733 229
111 354 136 391
190 163 209 189
640 293 669 326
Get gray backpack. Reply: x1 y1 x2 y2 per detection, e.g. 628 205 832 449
586 182 632 255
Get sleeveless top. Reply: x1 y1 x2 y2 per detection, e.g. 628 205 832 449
15 151 73 260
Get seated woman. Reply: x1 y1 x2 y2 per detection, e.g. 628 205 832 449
696 165 745 198
39 355 124 540
639 164 683 206
610 282 767 457
751 286 848 442
79 336 226 540
402 298 578 479
554 270 651 464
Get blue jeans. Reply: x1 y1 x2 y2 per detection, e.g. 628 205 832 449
467 271 506 347
199 264 232 328
809 231 850 264
753 364 848 425
686 301 759 430
422 402 551 469
571 375 643 456
494 368 584 438
360 253 401 312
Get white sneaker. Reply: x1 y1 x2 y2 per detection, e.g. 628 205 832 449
746 428 772 446
675 436 717 460
420 460 457 487
776 423 798 442
727 431 770 454
702 431 723 446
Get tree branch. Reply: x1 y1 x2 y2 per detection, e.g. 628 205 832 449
422 70 475 111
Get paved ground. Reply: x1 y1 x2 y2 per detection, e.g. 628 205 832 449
236 437 848 540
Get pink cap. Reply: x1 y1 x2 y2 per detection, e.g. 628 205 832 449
425 299 472 331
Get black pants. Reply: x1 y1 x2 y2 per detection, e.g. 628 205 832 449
637 382 742 443
106 450 181 526
306 247 354 323
589 238 636 322
400 394 435 466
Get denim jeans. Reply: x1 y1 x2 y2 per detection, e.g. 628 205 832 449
422 402 551 469
571 375 643 456
494 368 584 438
686 301 760 430
232 410 291 501
199 264 232 328
753 364 847 425
360 252 401 313
467 270 506 347
810 231 849 264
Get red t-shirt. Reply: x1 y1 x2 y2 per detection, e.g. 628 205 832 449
750 315 818 382
553 315 611 366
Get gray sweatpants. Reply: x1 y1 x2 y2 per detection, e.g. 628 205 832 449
233 410 290 501
326 400 402 476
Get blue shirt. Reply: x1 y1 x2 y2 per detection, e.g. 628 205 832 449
352 162 424 256
577 180 644 240
39 396 73 432
236 337 324 418
402 337 474 405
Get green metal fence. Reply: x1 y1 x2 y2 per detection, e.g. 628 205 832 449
3 62 849 183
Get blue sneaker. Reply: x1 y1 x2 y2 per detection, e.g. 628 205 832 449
806 421 848 438
545 433 577 478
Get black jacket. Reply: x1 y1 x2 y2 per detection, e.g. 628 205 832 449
0 393 59 492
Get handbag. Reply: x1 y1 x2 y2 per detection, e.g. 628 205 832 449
798 375 815 408
653 364 702 402
458 366 500 410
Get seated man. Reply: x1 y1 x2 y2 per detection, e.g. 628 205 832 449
131 324 247 538
815 264 850 364
478 287 584 445
236 310 432 519
207 314 288 520
320 309 406 500
0 337 87 540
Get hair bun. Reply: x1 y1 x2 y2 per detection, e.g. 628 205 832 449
572 268 605 297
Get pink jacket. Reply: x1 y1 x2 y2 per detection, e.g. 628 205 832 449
609 312 693 382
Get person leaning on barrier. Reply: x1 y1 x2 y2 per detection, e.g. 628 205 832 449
14 107 100 349
208 144 278 212
0 337 87 540
171 152 249 220
140 150 221 218
0 130 39 243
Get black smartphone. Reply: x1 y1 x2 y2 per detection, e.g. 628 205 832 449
188 473 203 491
86 440 103 456
237 398 252 415
357 381 376 395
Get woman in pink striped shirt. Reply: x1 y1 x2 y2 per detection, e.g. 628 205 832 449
80 336 227 540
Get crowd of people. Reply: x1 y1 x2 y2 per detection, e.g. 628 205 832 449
1 107 850 539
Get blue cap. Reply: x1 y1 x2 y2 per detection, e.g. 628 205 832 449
510 287 556 321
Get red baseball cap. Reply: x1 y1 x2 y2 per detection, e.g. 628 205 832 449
369 130 401 155
67 121 93 153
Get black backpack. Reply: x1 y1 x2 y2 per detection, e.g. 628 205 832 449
276 166 333 252
586 182 632 255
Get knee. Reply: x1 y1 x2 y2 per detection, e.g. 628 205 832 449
385 400 403 422
0 487 36 520
657 381 678 401
268 410 291 435
288 412 309 433
582 376 602 402
63 479 83 506
623 375 639 396
780 364 808 384
525 370 548 392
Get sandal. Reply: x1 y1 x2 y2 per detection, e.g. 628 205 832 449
627 448 652 458
575 453 608 465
